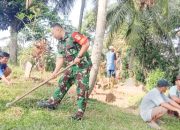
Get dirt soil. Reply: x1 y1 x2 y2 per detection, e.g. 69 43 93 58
89 78 146 115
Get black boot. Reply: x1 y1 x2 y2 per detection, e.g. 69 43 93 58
71 111 84 120
37 98 59 110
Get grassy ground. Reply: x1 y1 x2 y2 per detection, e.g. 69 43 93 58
0 67 180 130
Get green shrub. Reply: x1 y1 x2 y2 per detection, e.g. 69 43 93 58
121 57 129 79
18 47 33 67
9 65 24 78
146 69 165 91
45 53 56 71
135 69 145 83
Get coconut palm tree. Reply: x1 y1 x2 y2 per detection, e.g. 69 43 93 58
106 0 179 82
78 0 86 32
89 0 107 94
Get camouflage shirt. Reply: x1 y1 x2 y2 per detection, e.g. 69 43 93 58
57 32 92 69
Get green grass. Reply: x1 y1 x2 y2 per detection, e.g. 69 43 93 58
0 68 180 130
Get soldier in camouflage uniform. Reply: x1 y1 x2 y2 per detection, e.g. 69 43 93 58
37 23 92 120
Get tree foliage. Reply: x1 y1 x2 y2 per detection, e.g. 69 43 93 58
0 0 75 32
146 69 165 91
0 0 75 64
0 0 32 31
82 10 97 32
106 0 179 84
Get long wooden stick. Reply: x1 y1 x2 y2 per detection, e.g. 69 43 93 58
6 63 75 107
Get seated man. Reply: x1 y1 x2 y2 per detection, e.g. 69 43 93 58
169 75 180 104
0 51 11 85
140 79 180 130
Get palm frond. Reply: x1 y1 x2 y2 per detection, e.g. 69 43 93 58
51 0 75 14
106 0 135 44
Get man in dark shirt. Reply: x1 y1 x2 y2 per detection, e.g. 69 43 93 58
0 51 11 85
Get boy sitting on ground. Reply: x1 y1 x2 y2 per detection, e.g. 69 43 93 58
140 79 180 130
0 51 11 85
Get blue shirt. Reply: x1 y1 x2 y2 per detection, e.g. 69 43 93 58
106 51 116 70
0 63 7 77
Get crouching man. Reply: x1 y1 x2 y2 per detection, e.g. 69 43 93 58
140 79 180 130
0 51 11 85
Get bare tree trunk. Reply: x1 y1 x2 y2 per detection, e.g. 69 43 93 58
78 0 86 32
9 26 18 65
89 0 107 94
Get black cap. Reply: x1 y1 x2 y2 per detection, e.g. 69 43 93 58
0 51 10 58
157 79 169 87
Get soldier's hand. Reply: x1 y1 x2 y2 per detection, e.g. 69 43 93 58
74 57 81 64
51 73 57 79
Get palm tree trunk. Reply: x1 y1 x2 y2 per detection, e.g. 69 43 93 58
26 0 32 9
178 31 180 73
9 26 18 65
89 0 107 94
78 0 86 32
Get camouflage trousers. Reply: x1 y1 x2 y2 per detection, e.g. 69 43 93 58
52 65 91 112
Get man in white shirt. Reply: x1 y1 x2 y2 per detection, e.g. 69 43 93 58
169 75 180 104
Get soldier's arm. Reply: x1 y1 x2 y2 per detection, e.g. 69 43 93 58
77 41 90 58
72 32 89 58
73 41 89 64
51 57 64 78
72 32 90 64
